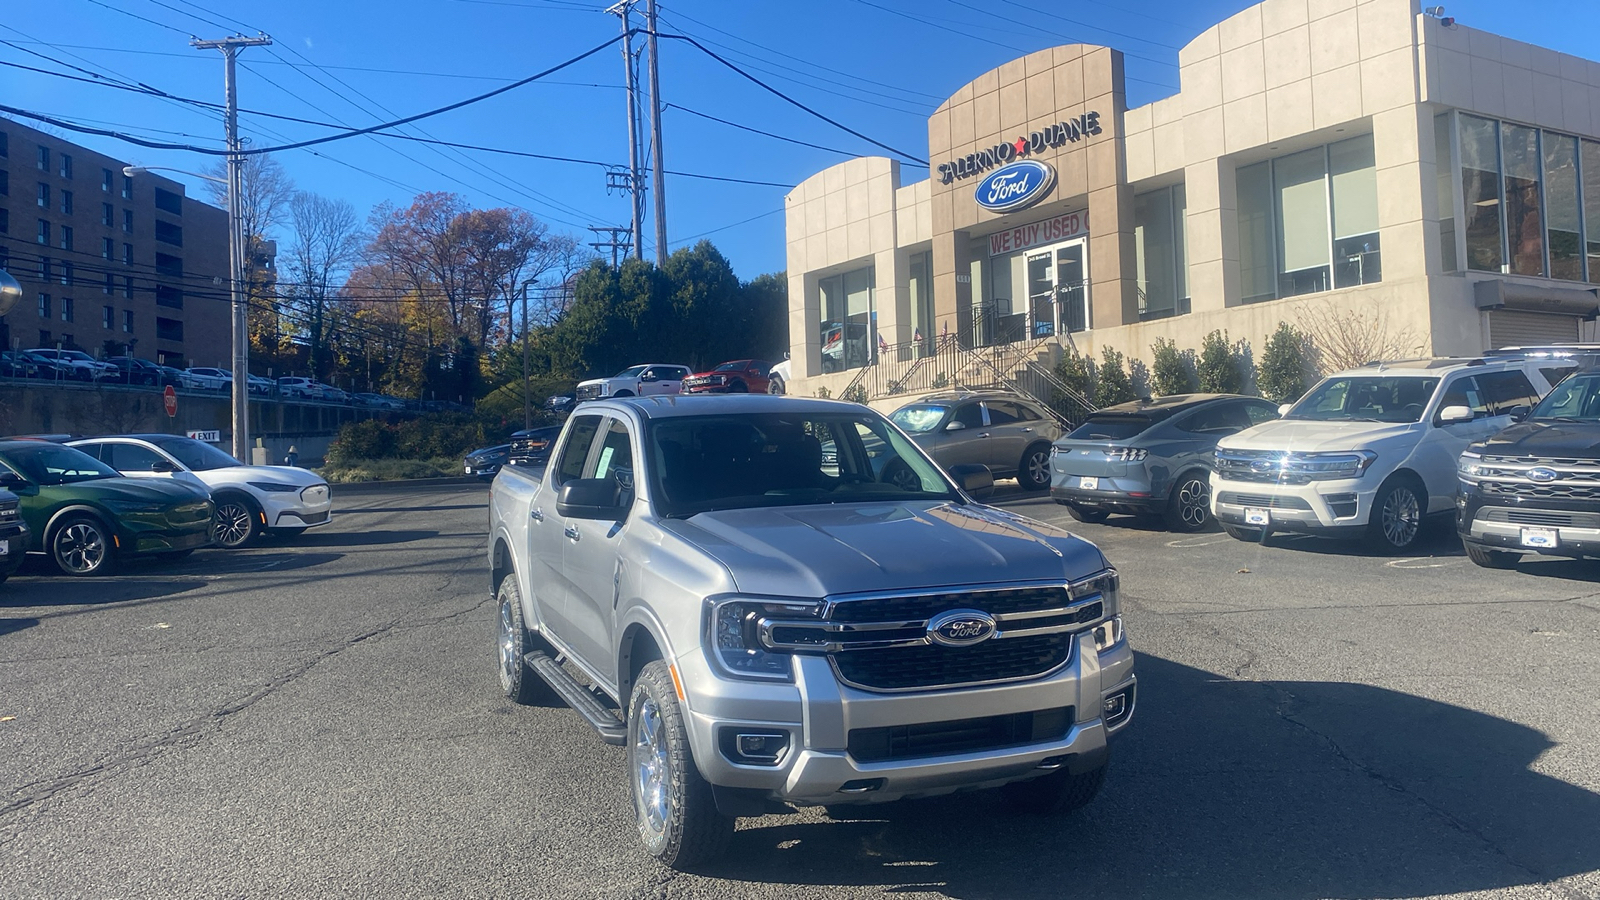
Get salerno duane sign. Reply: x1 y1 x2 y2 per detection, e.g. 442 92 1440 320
937 111 1103 185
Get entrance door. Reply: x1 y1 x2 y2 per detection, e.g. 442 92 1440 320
1055 243 1088 334
1027 252 1056 338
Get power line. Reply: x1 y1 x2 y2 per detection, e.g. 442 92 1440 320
670 207 782 248
666 102 927 168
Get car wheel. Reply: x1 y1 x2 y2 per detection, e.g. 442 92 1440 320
881 459 922 491
1368 477 1426 553
1464 542 1520 569
1066 505 1109 524
628 660 733 868
51 515 116 576
496 576 546 704
211 494 261 549
613 389 634 398
1222 523 1263 542
1163 472 1212 532
1018 443 1052 491
767 374 785 396
1000 763 1106 814
728 381 748 393
266 527 307 538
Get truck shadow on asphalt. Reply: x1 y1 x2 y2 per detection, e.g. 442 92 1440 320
0 577 208 610
283 529 439 548
697 653 1600 898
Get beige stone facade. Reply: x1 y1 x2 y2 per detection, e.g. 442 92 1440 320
785 0 1600 400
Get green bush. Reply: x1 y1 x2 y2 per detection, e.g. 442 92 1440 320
326 419 396 465
1257 322 1314 403
1051 347 1094 402
1149 338 1194 396
317 456 462 484
326 412 493 467
842 384 868 404
1196 330 1243 394
1093 346 1139 408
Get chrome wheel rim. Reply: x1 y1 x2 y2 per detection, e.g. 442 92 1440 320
1381 487 1420 547
213 502 253 547
889 465 920 490
497 598 518 689
1177 478 1210 528
1027 451 1050 487
56 523 106 574
633 696 671 838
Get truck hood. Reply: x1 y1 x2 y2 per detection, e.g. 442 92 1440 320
1219 419 1419 453
664 501 1108 598
1476 421 1600 457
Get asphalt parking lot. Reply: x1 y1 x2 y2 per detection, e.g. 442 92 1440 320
2 481 1599 899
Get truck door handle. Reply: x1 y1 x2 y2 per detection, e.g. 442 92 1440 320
564 526 581 542
530 508 544 522
1023 427 1034 433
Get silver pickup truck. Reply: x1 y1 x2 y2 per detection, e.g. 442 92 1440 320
486 395 1136 867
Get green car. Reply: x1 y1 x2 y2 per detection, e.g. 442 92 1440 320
0 440 216 577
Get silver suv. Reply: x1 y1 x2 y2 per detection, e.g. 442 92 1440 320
889 391 1064 490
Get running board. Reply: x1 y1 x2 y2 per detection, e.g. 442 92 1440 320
525 651 627 746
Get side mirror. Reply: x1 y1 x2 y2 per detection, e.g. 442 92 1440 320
557 478 627 520
945 421 968 432
947 463 995 500
150 459 178 473
1278 403 1294 417
0 473 29 491
1507 405 1530 423
1439 405 1474 424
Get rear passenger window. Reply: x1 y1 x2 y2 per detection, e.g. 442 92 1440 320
555 415 603 485
1476 370 1540 416
106 442 168 473
1176 404 1249 435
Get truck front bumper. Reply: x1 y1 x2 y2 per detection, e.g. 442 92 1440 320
1211 474 1374 535
675 631 1135 805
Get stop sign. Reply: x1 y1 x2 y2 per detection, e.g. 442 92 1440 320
163 385 177 417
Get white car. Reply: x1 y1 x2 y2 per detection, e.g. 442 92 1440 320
1211 357 1573 552
277 377 324 400
67 434 333 549
314 383 351 403
27 348 117 381
185 367 233 391
574 363 690 401
767 357 791 395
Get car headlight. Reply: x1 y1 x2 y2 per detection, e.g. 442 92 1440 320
1285 450 1378 479
1105 447 1148 462
248 481 299 493
1458 450 1486 479
706 597 822 681
1091 615 1124 652
1070 569 1121 612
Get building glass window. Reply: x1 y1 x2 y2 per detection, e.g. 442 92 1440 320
0 131 7 156
123 209 133 233
1276 147 1332 297
1545 133 1583 281
1134 183 1190 320
61 189 73 215
38 294 50 319
154 188 183 215
124 310 135 333
123 276 133 299
37 219 49 245
102 202 114 227
123 243 133 265
1460 114 1504 272
102 168 113 193
37 182 49 208
0 208 7 234
817 266 874 373
60 226 73 252
1503 123 1544 276
103 306 114 329
102 237 114 259
103 274 114 295
907 251 934 356
122 175 132 199
36 146 48 171
155 285 183 309
156 316 183 342
38 257 50 281
1331 134 1381 288
60 262 72 286
59 154 72 179
62 296 73 323
1586 140 1600 284
0 169 7 196
1237 162 1275 303
1435 113 1459 272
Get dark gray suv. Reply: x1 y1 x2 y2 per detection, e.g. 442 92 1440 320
889 391 1064 490
1051 394 1279 531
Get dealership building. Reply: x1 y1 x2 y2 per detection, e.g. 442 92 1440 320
782 0 1600 397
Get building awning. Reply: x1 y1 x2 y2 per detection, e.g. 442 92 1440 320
1474 279 1600 318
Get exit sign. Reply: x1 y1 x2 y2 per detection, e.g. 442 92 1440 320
187 430 221 443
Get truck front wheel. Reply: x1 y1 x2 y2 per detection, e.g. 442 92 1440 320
628 661 733 867
1000 763 1106 814
496 576 545 705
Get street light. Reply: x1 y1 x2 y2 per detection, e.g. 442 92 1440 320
125 165 251 461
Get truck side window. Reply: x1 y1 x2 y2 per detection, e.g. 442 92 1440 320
591 420 635 498
555 415 603 485
1436 376 1488 422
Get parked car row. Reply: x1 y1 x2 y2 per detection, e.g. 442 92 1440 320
0 433 333 580
572 360 780 403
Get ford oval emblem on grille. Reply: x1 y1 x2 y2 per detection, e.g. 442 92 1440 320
1250 458 1275 473
1527 467 1559 483
927 609 998 647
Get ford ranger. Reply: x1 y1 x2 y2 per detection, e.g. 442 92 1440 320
486 395 1135 867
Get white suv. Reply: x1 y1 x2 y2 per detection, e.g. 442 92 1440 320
1211 357 1571 552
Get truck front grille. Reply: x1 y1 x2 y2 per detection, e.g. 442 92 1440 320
847 706 1073 762
574 384 601 400
1479 508 1600 527
1216 492 1312 510
832 633 1073 691
1480 481 1600 501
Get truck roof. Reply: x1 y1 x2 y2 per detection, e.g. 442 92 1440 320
584 394 862 419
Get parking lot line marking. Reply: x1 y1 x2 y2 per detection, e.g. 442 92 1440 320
1386 557 1456 569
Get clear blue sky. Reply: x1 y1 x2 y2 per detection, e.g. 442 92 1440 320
4 0 1597 280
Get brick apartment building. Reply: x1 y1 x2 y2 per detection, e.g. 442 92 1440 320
0 117 250 367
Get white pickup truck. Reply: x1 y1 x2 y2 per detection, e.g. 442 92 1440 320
487 394 1136 867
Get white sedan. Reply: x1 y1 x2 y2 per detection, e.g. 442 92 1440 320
67 435 333 549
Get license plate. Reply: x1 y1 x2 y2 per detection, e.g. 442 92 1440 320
464 465 473 474
1244 507 1270 526
1078 476 1099 490
1521 526 1558 548
0 540 8 556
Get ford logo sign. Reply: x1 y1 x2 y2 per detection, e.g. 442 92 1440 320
1527 467 1559 483
974 160 1056 213
1250 458 1275 473
927 609 998 647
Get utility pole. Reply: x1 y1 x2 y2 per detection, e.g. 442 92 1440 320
646 0 667 264
606 1 645 261
588 226 632 269
520 281 531 430
193 33 272 463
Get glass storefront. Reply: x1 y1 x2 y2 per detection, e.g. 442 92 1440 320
1134 184 1189 320
818 266 874 373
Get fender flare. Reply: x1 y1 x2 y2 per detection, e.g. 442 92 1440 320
616 605 677 710
43 504 116 551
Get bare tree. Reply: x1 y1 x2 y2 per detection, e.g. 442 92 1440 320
203 154 295 243
283 193 363 378
1297 299 1425 374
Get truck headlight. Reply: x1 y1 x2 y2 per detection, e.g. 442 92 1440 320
1281 450 1378 480
707 597 822 681
1069 569 1120 611
1092 615 1123 652
1458 451 1486 479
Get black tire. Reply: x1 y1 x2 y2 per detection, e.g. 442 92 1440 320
496 576 546 705
1066 505 1109 524
1163 471 1212 532
767 374 786 396
614 390 635 397
158 549 195 562
1222 523 1263 542
1368 476 1426 553
50 515 117 577
1000 763 1106 815
728 381 748 393
1018 443 1052 492
881 459 921 491
211 494 262 549
1464 541 1520 569
266 526 308 538
628 660 734 868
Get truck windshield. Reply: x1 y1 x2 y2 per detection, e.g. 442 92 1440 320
613 365 647 379
1531 373 1600 420
647 411 959 516
1286 376 1440 424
